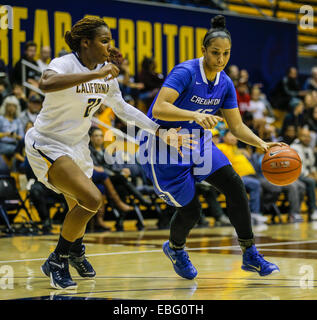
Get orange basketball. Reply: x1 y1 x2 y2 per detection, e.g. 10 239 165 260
261 145 302 186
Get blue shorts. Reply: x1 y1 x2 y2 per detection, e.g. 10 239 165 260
138 129 230 207
92 169 108 195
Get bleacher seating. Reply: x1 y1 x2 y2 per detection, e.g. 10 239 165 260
225 0 317 58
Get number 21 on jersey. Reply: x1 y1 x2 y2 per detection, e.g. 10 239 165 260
84 98 102 117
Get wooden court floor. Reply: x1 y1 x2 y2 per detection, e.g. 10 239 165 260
1 219 317 300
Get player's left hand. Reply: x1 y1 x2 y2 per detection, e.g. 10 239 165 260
159 127 198 158
260 141 289 153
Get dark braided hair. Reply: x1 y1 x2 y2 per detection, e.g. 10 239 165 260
65 17 109 52
203 15 231 48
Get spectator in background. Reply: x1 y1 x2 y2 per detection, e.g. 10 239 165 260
304 91 317 111
236 80 251 115
14 121 65 234
280 97 305 138
196 181 231 227
226 64 239 86
11 41 41 87
270 67 306 111
249 86 270 121
89 127 134 231
14 121 33 173
0 58 10 92
37 46 51 73
92 104 115 141
0 154 10 175
0 94 22 116
117 58 144 101
30 180 67 234
303 66 317 92
0 58 6 75
19 94 42 131
305 105 317 152
0 95 24 160
278 124 297 145
217 130 267 225
237 111 262 151
138 57 164 112
57 48 69 57
12 83 28 111
248 85 269 139
291 128 317 221
239 69 252 92
0 79 9 106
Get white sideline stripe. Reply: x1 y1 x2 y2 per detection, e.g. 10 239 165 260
257 248 317 253
1 239 317 264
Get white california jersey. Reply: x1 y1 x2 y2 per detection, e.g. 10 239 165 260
34 53 120 146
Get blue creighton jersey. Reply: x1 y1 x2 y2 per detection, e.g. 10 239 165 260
147 57 238 130
139 57 237 207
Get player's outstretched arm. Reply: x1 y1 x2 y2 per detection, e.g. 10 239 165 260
221 107 287 152
39 64 120 93
105 93 160 135
105 93 197 156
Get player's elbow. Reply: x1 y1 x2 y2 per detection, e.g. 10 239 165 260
39 78 58 93
152 103 162 119
38 80 51 93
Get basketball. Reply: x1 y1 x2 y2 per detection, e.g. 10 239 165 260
261 145 302 186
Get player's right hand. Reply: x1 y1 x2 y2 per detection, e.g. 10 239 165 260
193 112 223 129
159 127 198 158
97 63 120 81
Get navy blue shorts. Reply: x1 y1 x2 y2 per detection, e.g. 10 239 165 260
138 129 230 207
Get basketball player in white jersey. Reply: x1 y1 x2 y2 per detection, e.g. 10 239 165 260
25 17 193 290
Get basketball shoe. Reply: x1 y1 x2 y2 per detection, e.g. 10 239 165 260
241 245 280 276
41 252 77 290
163 240 197 280
69 245 96 278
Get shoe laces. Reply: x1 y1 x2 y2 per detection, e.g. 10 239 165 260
72 254 91 272
175 250 191 268
78 259 90 272
249 249 271 268
54 260 72 281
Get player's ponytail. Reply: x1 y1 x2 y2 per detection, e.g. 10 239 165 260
65 31 77 51
64 17 109 53
203 15 231 48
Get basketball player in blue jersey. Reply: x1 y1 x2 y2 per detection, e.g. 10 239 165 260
140 15 287 278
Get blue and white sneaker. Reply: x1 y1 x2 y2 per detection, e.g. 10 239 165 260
69 245 96 278
41 252 77 290
163 240 197 280
241 245 280 276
